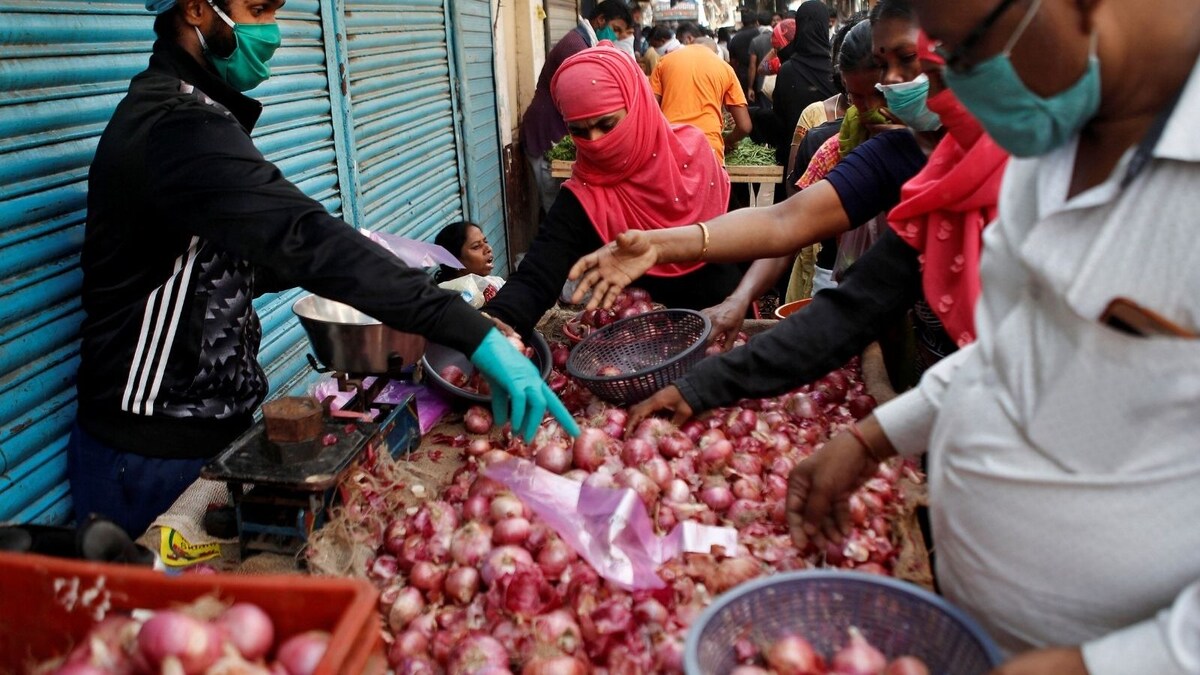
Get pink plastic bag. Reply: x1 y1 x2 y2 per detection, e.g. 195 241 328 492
484 459 737 590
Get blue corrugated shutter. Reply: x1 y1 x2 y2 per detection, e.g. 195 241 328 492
342 0 467 243
450 0 507 275
0 0 348 524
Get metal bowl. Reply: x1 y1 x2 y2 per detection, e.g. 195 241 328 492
292 294 427 375
420 330 552 404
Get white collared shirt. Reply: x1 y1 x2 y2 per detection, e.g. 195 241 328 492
874 59 1200 674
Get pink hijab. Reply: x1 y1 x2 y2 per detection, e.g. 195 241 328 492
551 44 730 277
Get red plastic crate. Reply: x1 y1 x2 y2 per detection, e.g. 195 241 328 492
0 551 384 674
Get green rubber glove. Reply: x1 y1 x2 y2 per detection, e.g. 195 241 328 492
469 328 581 443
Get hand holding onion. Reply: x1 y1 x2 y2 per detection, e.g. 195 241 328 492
568 231 658 310
786 430 882 550
701 296 750 351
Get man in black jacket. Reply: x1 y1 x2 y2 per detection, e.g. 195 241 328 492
73 0 577 537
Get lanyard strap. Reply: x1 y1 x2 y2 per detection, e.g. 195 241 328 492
1121 85 1186 189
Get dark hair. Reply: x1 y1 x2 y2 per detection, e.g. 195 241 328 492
153 0 231 39
717 27 732 42
827 4 838 19
434 221 480 261
649 25 673 42
740 9 758 26
591 0 634 25
675 21 702 40
772 11 784 20
869 0 915 23
757 11 774 26
837 16 876 74
829 10 868 92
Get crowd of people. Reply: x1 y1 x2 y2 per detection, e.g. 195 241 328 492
73 0 1200 672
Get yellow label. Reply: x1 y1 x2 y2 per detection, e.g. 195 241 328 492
536 4 547 20
159 528 222 567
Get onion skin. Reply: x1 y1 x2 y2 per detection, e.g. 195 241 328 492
521 655 589 675
765 634 825 675
831 627 888 675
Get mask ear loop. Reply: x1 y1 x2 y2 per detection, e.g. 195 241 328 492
205 0 237 28
1001 0 1042 56
195 26 210 52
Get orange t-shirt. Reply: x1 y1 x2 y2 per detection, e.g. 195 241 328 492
650 45 748 164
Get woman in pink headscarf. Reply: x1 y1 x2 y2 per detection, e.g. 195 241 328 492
483 44 740 336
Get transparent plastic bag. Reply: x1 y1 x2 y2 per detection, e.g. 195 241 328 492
484 458 737 590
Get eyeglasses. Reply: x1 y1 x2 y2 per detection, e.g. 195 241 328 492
934 0 1025 72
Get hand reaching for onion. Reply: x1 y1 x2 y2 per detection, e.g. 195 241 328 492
702 296 750 352
626 385 695 430
568 231 658 310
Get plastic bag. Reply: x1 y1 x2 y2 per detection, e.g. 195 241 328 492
437 273 506 308
310 376 452 434
362 229 463 269
833 212 886 283
484 458 738 590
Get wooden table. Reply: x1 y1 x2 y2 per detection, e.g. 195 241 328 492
550 160 784 208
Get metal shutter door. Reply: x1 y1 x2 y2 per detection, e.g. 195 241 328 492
343 0 467 243
547 0 579 49
0 0 348 523
450 0 507 275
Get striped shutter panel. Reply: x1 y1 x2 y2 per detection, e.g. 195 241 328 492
342 0 467 243
449 0 507 275
0 0 349 524
547 0 579 49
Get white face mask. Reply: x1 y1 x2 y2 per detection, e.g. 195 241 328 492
616 35 636 56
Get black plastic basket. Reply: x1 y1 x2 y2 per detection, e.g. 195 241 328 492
566 309 711 406
685 570 1003 675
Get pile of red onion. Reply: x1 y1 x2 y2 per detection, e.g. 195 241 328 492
367 345 921 674
732 627 930 675
40 600 330 675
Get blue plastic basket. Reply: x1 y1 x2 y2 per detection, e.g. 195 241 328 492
684 570 1003 675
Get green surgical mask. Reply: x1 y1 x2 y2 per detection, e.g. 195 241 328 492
196 0 281 92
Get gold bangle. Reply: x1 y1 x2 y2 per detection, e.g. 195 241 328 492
696 221 710 260
847 422 885 463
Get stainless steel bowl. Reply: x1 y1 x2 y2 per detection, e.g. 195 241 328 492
421 330 552 404
292 294 428 375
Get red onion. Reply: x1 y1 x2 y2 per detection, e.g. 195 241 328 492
884 656 931 675
410 561 447 595
370 554 399 582
633 598 669 626
469 476 504 500
831 627 888 675
530 609 583 654
700 479 734 512
786 393 821 420
467 437 492 457
632 418 674 445
664 478 691 503
732 476 764 501
54 666 111 675
447 635 509 675
479 449 515 468
490 493 525 521
464 405 493 434
700 439 734 470
817 371 851 404
642 456 674 489
670 454 698 482
136 611 223 675
765 634 824 675
493 517 532 545
481 545 535 585
583 470 615 490
729 452 763 477
388 629 431 663
680 420 706 443
848 394 877 420
621 437 655 465
462 495 491 522
626 287 651 303
276 630 330 675
525 521 554 552
388 587 426 631
766 473 788 500
537 538 575 579
562 469 589 482
497 567 557 617
727 499 768 528
731 667 772 675
550 342 571 369
572 428 614 471
414 501 459 537
451 522 493 566
440 365 469 387
217 603 275 661
655 634 685 672
534 441 572 474
658 431 694 458
444 566 481 604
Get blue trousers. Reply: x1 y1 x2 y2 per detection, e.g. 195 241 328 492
67 421 207 537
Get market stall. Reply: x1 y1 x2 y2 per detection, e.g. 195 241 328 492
5 295 941 674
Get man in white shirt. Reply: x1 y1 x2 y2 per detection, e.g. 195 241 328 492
787 0 1200 674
